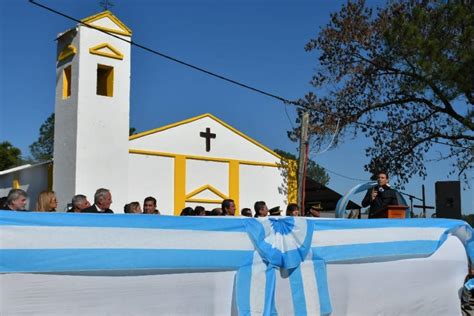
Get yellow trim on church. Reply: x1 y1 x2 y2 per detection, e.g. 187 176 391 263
58 44 77 62
186 184 228 200
174 155 186 215
81 11 132 37
129 148 297 214
12 178 20 189
89 43 124 60
129 149 279 167
129 113 283 161
228 160 240 214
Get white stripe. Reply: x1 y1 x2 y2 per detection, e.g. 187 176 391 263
301 260 320 314
312 227 447 247
0 226 255 251
249 254 266 314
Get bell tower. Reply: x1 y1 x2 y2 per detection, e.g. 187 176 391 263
53 11 132 212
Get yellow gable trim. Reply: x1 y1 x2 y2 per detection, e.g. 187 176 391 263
129 113 282 161
89 43 124 60
129 149 279 167
58 44 77 62
185 198 223 204
186 184 228 200
81 10 132 36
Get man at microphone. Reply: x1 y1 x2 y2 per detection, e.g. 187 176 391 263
362 171 398 218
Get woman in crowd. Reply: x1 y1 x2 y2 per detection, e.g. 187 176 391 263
286 203 299 216
124 201 142 214
36 191 58 212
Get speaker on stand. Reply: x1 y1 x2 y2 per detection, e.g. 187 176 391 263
435 181 461 219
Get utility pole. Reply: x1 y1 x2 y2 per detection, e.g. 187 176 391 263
297 111 310 215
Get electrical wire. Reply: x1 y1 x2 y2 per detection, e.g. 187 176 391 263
29 0 472 151
312 118 340 155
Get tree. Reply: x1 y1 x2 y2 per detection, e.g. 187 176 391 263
297 0 473 186
274 149 330 185
30 113 54 162
0 141 22 171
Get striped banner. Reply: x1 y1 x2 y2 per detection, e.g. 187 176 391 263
1 211 472 315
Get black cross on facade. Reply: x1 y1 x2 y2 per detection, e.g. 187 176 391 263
200 128 216 152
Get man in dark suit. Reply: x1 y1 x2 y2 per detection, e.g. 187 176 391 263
362 171 398 218
81 188 114 213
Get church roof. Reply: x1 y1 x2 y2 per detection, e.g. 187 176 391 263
129 113 283 161
81 10 132 36
0 161 52 176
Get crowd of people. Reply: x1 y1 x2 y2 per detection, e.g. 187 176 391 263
0 187 323 218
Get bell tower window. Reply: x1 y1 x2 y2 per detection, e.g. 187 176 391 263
62 65 72 99
96 64 114 97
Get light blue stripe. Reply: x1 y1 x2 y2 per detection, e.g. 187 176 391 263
0 210 249 232
235 264 252 315
0 249 253 273
312 240 440 263
263 266 277 316
288 266 307 316
313 260 332 315
312 218 469 231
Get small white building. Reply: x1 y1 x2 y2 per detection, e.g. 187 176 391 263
0 11 297 214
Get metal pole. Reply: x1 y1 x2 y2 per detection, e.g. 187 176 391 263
297 111 310 214
422 184 426 218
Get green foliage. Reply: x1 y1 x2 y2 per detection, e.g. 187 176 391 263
274 149 330 185
30 113 54 162
0 141 22 171
298 0 474 187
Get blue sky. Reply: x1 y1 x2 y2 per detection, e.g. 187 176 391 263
0 0 472 214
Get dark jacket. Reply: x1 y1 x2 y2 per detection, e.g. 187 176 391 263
362 185 398 218
81 204 114 214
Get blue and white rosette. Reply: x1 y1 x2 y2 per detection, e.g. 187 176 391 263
245 217 314 269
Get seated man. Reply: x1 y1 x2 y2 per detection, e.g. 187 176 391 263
81 188 114 213
68 194 91 213
2 189 28 211
362 171 398 218
143 196 160 214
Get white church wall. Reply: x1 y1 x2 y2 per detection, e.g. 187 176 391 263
239 164 287 211
128 154 174 215
186 159 228 199
53 29 81 212
72 26 131 212
129 115 281 164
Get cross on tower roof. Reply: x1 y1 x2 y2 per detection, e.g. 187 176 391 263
99 0 114 10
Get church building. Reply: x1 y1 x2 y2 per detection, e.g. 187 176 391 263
0 11 297 214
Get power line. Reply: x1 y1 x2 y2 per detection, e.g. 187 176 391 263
30 0 472 151
29 0 298 107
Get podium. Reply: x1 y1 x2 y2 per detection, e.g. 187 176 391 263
387 205 408 219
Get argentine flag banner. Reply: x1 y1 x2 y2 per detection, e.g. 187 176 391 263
1 210 472 315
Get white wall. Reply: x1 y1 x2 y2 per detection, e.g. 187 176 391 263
54 20 132 212
128 154 174 215
186 159 228 198
239 164 287 211
130 116 280 164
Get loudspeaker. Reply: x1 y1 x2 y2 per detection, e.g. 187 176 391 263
435 181 461 219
